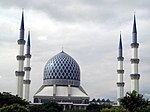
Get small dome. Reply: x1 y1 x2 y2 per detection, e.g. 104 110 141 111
43 51 80 86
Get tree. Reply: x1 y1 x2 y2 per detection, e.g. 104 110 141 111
101 107 128 112
42 102 63 112
86 104 100 112
29 102 63 112
139 106 150 112
29 104 46 112
0 104 29 112
64 110 87 112
0 92 29 108
86 104 112 112
120 90 149 112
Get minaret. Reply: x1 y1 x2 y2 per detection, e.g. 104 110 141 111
24 30 31 101
15 10 25 98
117 33 125 105
130 14 140 93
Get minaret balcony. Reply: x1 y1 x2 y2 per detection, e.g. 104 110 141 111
18 39 25 45
117 57 124 61
23 80 31 84
15 71 25 76
117 70 124 74
117 82 125 87
16 55 25 60
25 54 31 58
131 43 139 48
24 67 31 71
130 74 140 80
130 58 140 64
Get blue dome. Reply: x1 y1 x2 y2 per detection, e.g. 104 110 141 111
43 51 80 86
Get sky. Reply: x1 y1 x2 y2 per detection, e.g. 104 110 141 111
0 0 150 102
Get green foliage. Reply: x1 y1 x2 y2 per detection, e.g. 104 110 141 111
101 107 128 112
29 104 46 112
86 104 112 112
86 104 99 112
120 90 149 112
99 104 112 110
143 106 150 112
0 104 29 112
0 92 29 108
29 102 63 112
43 102 63 111
64 109 87 112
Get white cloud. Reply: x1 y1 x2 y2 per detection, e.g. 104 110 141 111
0 0 150 102
37 36 47 41
144 93 150 97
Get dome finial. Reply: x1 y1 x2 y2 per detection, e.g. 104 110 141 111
62 46 64 53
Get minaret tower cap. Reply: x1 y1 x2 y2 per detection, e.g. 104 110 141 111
118 32 123 58
133 13 137 33
131 12 138 45
20 9 24 30
26 30 31 55
119 32 122 49
27 31 30 47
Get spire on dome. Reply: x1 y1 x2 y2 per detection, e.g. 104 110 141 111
61 46 64 53
27 30 31 54
20 9 24 30
118 32 123 57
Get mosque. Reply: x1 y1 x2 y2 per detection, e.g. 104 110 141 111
33 51 90 109
15 11 89 109
15 10 140 108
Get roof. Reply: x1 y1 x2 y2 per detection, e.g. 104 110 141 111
34 85 88 97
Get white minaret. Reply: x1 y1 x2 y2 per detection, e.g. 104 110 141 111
117 33 125 105
24 31 31 101
15 11 25 98
130 14 140 93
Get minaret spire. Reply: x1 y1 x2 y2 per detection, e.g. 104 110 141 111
27 30 30 54
15 10 26 98
19 9 25 40
130 13 140 93
119 32 123 57
132 13 137 43
117 32 125 105
133 13 137 33
20 10 24 30
24 30 32 101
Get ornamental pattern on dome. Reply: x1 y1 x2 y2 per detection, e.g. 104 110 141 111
44 51 80 81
